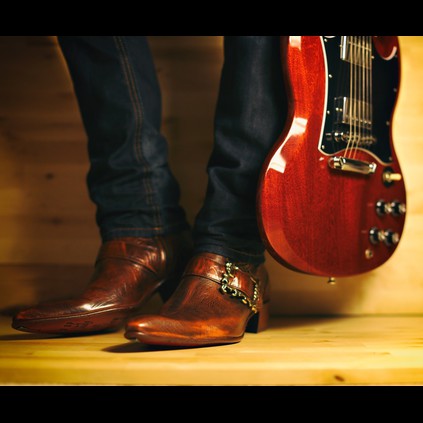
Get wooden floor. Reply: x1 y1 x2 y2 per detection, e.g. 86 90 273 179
2 314 423 386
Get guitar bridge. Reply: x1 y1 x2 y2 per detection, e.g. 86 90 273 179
328 156 377 175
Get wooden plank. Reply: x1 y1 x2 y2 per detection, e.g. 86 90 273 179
2 315 423 385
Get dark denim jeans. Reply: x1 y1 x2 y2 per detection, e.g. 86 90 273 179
58 36 286 265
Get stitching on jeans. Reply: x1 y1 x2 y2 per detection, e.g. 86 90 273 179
113 36 161 229
113 37 143 163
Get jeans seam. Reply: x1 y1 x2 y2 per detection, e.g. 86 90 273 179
113 36 161 229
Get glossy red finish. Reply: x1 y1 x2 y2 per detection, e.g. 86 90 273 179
257 36 406 277
373 36 399 60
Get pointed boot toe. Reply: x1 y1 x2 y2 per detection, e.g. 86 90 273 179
124 315 194 346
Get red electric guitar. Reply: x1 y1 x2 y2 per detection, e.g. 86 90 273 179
257 36 406 278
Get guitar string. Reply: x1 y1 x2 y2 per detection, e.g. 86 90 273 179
357 35 364 159
351 36 358 159
364 35 367 155
345 36 353 157
364 35 370 156
364 36 369 156
346 36 352 158
366 35 370 153
352 36 358 158
354 36 361 159
351 37 361 158
362 35 371 155
348 36 371 160
357 36 372 158
348 36 354 159
369 36 373 147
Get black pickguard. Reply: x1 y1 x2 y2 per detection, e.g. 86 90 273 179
319 36 399 164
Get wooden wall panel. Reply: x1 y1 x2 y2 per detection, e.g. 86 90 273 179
0 36 98 264
0 36 422 315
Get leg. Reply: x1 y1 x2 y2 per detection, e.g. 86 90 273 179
193 35 287 265
58 36 189 239
12 37 192 335
125 36 287 347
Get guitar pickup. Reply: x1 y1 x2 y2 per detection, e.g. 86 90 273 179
328 156 377 175
334 97 372 130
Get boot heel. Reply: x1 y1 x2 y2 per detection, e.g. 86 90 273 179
245 301 270 333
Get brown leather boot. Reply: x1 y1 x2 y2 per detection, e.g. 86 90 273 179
12 233 192 335
124 252 270 347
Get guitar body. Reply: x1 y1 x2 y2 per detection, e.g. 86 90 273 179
257 36 406 277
